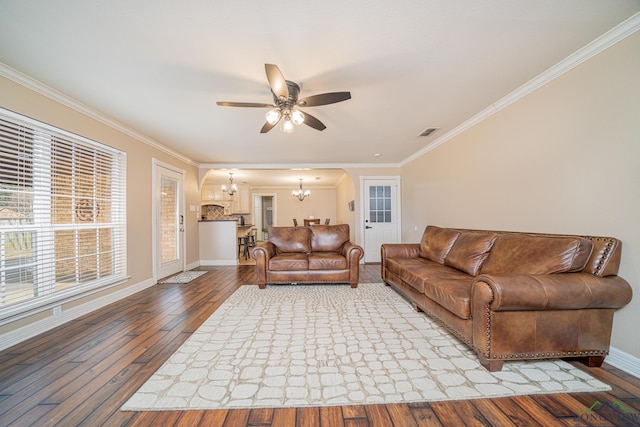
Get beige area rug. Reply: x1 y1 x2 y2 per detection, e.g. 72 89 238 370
121 283 610 411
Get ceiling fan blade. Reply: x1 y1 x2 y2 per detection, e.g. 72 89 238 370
260 121 278 133
265 64 289 101
217 101 275 108
302 111 327 131
298 92 351 107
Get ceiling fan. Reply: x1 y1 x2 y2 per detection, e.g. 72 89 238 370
217 64 351 133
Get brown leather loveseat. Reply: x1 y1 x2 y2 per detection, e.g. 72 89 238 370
381 225 633 371
253 224 364 289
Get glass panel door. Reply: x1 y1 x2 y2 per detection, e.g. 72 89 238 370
155 164 184 279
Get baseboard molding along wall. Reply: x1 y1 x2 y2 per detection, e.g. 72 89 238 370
607 347 640 379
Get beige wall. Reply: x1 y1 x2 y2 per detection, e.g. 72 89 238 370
401 32 640 359
252 186 337 227
343 167 401 247
0 75 201 337
336 174 356 240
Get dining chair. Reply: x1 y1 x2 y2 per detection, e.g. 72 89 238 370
293 218 298 226
324 218 330 225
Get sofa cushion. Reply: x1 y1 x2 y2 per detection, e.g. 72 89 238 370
310 224 350 252
419 226 461 264
385 257 432 280
423 277 474 320
309 252 347 270
269 253 309 271
480 233 594 275
269 226 310 253
396 262 473 318
445 232 497 276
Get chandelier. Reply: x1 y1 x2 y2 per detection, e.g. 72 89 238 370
221 172 237 197
292 179 311 201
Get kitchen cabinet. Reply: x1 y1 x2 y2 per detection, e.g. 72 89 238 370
232 184 250 213
201 184 225 202
202 184 248 213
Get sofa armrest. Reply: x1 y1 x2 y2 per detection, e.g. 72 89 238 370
252 241 276 260
381 244 420 283
381 243 420 259
252 242 276 288
472 273 633 312
342 241 364 264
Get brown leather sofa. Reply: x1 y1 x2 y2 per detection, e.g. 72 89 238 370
381 225 633 371
252 224 364 289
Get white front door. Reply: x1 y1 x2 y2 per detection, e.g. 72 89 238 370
154 161 185 280
362 177 401 263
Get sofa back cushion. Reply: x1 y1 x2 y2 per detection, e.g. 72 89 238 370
419 226 461 264
480 233 594 275
269 226 310 253
310 224 350 252
444 232 497 276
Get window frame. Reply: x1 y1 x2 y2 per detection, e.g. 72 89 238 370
0 107 127 325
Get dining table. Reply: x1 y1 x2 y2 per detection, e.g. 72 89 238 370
303 218 320 226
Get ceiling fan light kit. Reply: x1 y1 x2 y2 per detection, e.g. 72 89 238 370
265 109 281 125
217 64 351 134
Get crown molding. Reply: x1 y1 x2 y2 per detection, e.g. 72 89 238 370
198 162 402 170
400 11 640 167
0 62 197 167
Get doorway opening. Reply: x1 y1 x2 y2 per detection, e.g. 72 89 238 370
253 194 276 241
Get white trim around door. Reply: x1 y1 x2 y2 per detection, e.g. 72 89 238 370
360 176 401 263
152 159 186 282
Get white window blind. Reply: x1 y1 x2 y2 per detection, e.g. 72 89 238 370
0 108 126 321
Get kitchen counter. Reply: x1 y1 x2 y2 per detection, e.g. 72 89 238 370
199 221 238 265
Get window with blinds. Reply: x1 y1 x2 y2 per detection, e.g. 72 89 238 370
0 108 126 320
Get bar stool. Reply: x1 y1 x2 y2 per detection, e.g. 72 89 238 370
238 229 256 260
244 228 256 259
237 235 247 258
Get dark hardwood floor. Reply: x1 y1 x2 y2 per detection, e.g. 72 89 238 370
1 264 639 426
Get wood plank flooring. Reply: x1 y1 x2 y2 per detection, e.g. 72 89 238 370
0 265 639 426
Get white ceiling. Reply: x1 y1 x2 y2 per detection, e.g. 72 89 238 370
1 1 639 187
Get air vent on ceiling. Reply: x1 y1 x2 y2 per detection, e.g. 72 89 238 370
418 127 439 137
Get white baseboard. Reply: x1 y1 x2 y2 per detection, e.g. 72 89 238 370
0 277 155 352
200 259 238 266
607 346 640 379
186 261 201 270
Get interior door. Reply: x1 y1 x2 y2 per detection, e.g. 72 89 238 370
362 178 400 263
154 162 185 280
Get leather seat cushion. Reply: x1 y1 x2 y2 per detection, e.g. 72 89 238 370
419 225 461 264
397 262 473 319
385 257 433 278
269 226 310 253
444 232 497 276
310 224 350 252
481 233 594 275
309 252 347 270
269 253 309 271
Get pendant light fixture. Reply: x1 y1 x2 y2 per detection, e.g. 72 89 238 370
292 179 311 201
222 172 237 197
